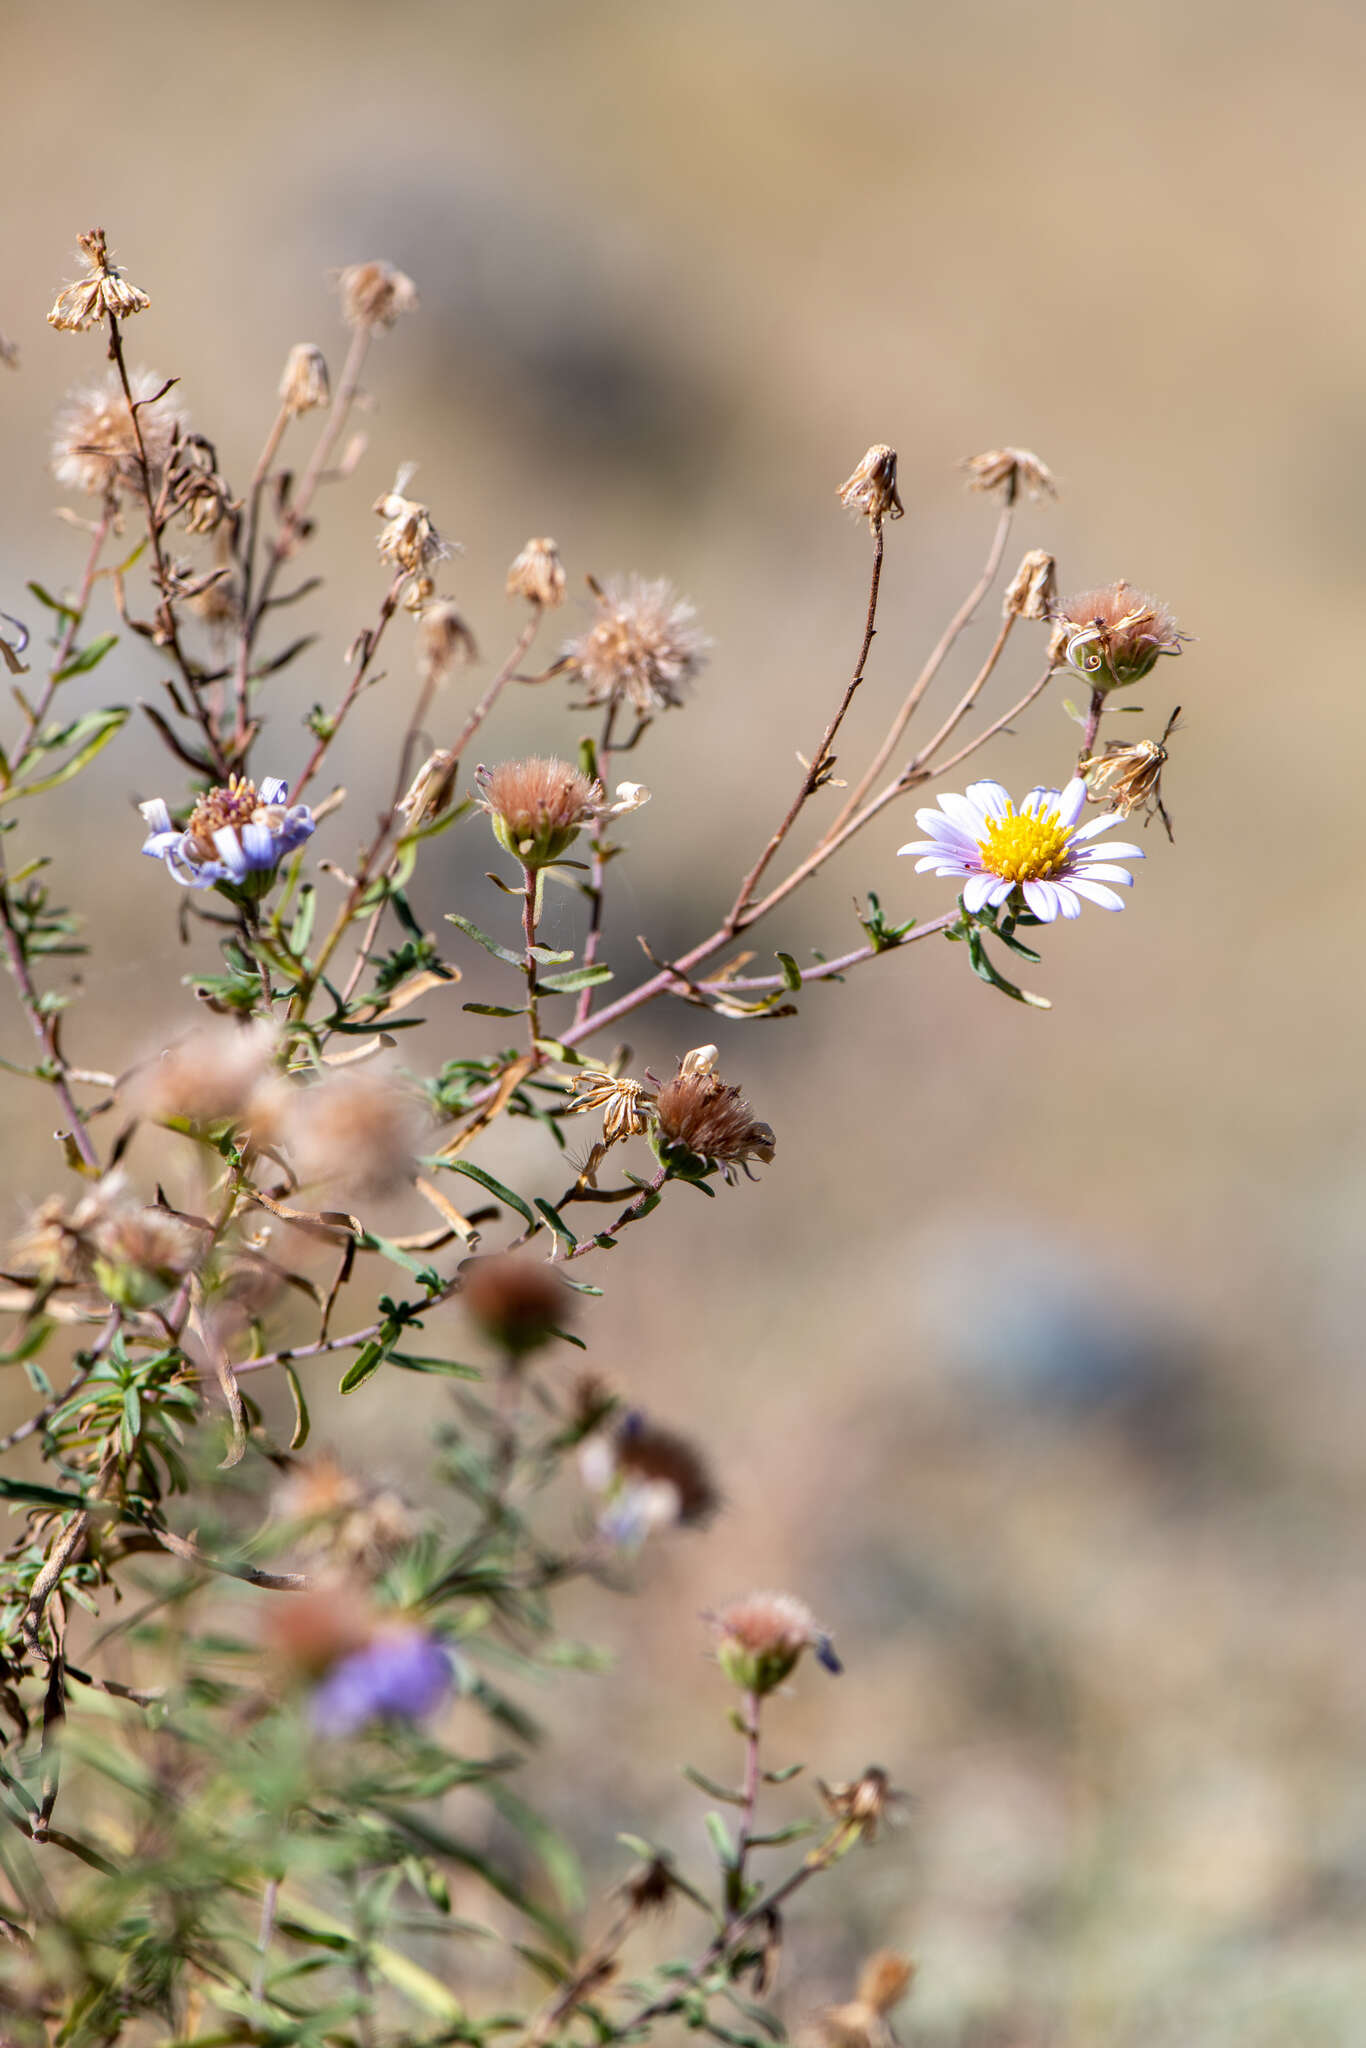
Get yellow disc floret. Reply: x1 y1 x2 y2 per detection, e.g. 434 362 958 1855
976 804 1072 883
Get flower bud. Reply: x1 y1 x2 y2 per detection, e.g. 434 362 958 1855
476 757 601 868
709 1592 840 1696
1053 579 1185 692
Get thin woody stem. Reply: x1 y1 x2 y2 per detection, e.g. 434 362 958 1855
15 504 114 762
449 612 544 763
575 700 619 1028
724 522 884 932
0 858 101 1170
522 864 542 1051
729 1692 763 1918
1079 685 1106 761
827 492 1014 835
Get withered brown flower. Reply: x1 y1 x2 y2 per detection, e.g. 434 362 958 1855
837 444 905 528
561 575 708 718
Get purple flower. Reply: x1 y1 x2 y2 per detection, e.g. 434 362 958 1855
310 1629 455 1737
898 776 1144 923
139 774 315 891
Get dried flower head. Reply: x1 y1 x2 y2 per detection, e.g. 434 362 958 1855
900 775 1144 923
279 343 330 416
709 1591 841 1696
816 1766 902 1846
92 1204 204 1310
337 261 419 330
1001 547 1057 621
462 1252 571 1357
579 1409 720 1544
416 600 478 685
9 1173 134 1289
397 747 461 832
374 468 455 579
276 1456 417 1573
140 774 315 893
561 575 709 719
1052 579 1185 692
168 434 235 537
125 1018 277 1130
48 229 150 332
812 1954 916 2048
476 756 601 868
507 536 567 609
267 1069 428 1200
52 368 185 500
618 1854 680 1917
1079 706 1181 841
654 1051 775 1184
964 447 1057 502
837 444 905 528
567 1068 657 1148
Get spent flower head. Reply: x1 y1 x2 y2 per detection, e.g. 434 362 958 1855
374 466 455 579
654 1047 775 1183
1079 707 1181 838
52 368 185 500
709 1591 842 1696
337 260 419 329
139 774 315 894
279 342 330 415
1052 578 1185 692
416 599 478 684
561 574 709 718
462 1253 571 1358
477 756 601 868
837 444 905 528
899 775 1144 922
579 1409 720 1546
507 536 567 609
48 228 150 332
1002 547 1057 621
964 446 1057 501
261 1068 428 1201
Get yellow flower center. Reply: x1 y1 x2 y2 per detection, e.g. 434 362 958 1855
977 805 1072 882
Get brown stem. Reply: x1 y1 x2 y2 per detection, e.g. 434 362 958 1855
1079 685 1106 761
14 505 114 763
575 700 619 1028
290 572 405 805
448 612 543 762
0 861 100 1170
521 864 542 1051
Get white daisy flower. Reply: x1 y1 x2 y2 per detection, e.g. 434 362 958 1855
898 776 1143 922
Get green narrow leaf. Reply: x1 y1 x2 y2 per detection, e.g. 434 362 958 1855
445 912 525 968
704 1811 736 1870
52 633 118 683
339 1339 386 1394
775 951 802 991
0 1475 88 1509
25 581 78 620
536 962 614 993
683 1765 746 1805
445 1159 535 1228
533 1197 577 1249
5 707 129 802
462 1001 528 1018
282 1362 310 1448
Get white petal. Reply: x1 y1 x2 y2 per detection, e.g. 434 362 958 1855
1057 777 1088 827
963 779 1010 817
1022 879 1060 921
1069 861 1133 885
1051 883 1083 918
1021 785 1057 817
1069 877 1126 911
986 878 1016 906
139 797 173 834
961 871 998 913
1072 812 1132 843
212 826 248 879
1075 836 1144 860
937 790 991 836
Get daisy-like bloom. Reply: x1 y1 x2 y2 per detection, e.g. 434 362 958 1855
336 260 419 329
506 535 567 609
579 1409 720 1546
837 443 905 528
654 1047 775 1183
964 446 1057 501
898 776 1143 923
709 1591 842 1696
1051 578 1185 692
47 228 150 332
279 342 330 415
52 367 185 499
139 774 316 891
561 574 709 718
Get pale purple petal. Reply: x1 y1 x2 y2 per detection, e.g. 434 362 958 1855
964 779 1010 818
1074 836 1144 861
138 797 173 835
257 776 289 805
211 826 248 880
1057 777 1088 827
937 790 992 837
277 808 316 852
1022 879 1060 921
1051 883 1083 919
1071 812 1133 843
141 830 180 859
961 871 999 913
985 878 1015 907
1068 877 1127 911
1070 861 1133 885
1021 786 1056 817
238 820 277 869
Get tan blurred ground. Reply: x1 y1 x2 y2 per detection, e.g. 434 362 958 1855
3 1 1366 2041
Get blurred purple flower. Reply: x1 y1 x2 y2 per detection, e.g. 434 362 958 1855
310 1629 455 1736
139 774 314 891
898 775 1143 923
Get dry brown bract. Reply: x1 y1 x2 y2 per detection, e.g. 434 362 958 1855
1052 578 1185 691
805 1954 916 2048
48 228 150 332
655 1048 774 1182
580 1412 721 1532
964 446 1057 501
837 444 905 528
397 748 461 831
561 574 709 718
279 343 330 416
52 368 185 500
506 536 567 609
1002 547 1057 621
337 260 419 329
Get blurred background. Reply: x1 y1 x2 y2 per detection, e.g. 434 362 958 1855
3 0 1365 2041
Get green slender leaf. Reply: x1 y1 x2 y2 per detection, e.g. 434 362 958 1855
775 951 802 991
536 963 614 994
683 1765 746 1805
4 707 129 803
445 1159 535 1228
339 1339 386 1394
533 1197 577 1249
704 1811 736 1870
0 1475 88 1509
52 633 118 682
282 1362 310 1448
462 1001 528 1018
445 912 524 968
26 581 78 620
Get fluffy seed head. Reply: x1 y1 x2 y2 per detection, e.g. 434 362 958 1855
964 447 1057 501
276 1456 417 1573
837 444 905 528
123 1018 276 1128
654 1055 774 1184
262 1069 428 1200
52 368 184 499
476 756 601 867
1002 547 1057 621
48 228 150 332
1052 579 1185 691
507 536 567 609
279 343 330 415
337 261 419 329
462 1252 571 1357
416 600 478 685
562 575 709 718
92 1205 204 1310
709 1591 840 1696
